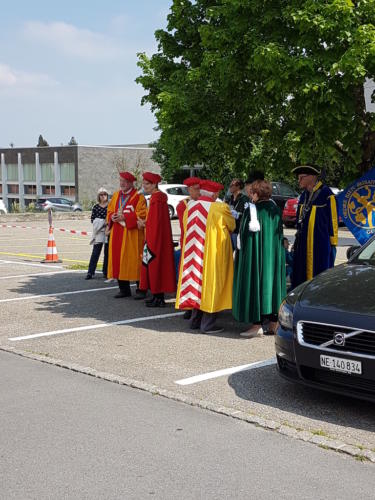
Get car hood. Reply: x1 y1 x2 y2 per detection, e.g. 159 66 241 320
298 264 375 315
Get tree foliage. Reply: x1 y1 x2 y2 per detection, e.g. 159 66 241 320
137 0 375 185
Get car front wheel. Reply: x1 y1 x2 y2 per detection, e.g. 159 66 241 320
168 205 174 219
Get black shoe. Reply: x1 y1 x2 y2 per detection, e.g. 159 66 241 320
114 291 132 298
145 296 155 305
189 322 200 330
134 291 147 300
146 297 166 308
202 326 224 334
85 274 93 280
183 310 192 320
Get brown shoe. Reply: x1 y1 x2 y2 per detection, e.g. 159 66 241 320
263 321 278 335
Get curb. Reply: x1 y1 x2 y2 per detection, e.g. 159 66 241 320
2 345 374 463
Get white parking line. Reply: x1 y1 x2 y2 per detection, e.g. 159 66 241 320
9 312 184 341
0 270 86 280
0 286 118 303
0 259 64 269
175 358 276 385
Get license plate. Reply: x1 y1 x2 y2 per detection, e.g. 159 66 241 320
320 355 362 375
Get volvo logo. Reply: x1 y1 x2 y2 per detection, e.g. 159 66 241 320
333 333 346 346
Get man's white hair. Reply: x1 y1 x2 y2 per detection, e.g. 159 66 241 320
200 189 216 198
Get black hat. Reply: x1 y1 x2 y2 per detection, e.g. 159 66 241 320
245 170 265 184
292 165 321 176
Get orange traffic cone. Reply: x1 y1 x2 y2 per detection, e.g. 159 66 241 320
41 226 62 263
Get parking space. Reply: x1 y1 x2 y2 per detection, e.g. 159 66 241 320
1 219 374 456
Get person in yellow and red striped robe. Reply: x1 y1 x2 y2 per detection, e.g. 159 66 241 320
176 180 235 334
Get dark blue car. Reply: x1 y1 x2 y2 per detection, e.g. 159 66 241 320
275 234 375 402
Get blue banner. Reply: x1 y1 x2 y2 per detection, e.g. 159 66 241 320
337 167 375 245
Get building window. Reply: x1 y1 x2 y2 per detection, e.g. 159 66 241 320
24 185 37 195
42 185 55 195
0 185 2 194
23 164 36 182
7 164 18 181
60 163 75 182
24 198 34 207
41 163 55 182
60 185 76 196
8 184 19 194
9 198 20 211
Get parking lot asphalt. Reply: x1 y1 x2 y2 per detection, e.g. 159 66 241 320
2 217 374 461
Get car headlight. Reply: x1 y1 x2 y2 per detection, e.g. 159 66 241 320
278 300 294 330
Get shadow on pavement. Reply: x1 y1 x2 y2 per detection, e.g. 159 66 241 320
228 364 375 435
7 272 247 338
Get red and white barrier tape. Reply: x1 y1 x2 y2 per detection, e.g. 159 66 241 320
1 224 90 236
54 227 90 236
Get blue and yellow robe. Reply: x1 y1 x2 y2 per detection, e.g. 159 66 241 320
292 182 338 288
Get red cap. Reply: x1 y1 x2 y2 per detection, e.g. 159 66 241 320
143 172 162 184
200 180 224 193
183 177 201 187
119 172 136 182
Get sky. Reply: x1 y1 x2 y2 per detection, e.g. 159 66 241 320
0 0 172 148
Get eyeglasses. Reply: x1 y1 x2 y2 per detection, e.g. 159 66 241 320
99 193 107 196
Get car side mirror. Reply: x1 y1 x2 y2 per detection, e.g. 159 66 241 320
346 245 360 260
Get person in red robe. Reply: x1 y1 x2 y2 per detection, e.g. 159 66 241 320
137 172 176 307
106 172 147 298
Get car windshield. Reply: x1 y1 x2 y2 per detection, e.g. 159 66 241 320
166 186 189 196
353 238 375 266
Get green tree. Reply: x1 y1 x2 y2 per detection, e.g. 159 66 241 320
137 0 375 185
37 134 49 147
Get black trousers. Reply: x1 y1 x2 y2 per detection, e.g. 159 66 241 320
88 242 108 277
118 280 131 294
189 309 217 332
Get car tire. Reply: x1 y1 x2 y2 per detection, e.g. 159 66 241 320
284 222 295 228
168 205 174 219
73 208 82 212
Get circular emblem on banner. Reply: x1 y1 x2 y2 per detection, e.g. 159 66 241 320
347 183 375 230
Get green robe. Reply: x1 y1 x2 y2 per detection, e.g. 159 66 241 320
232 200 286 323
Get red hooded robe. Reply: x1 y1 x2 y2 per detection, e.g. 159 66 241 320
140 190 176 294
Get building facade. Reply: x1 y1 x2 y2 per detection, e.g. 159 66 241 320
0 144 158 210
